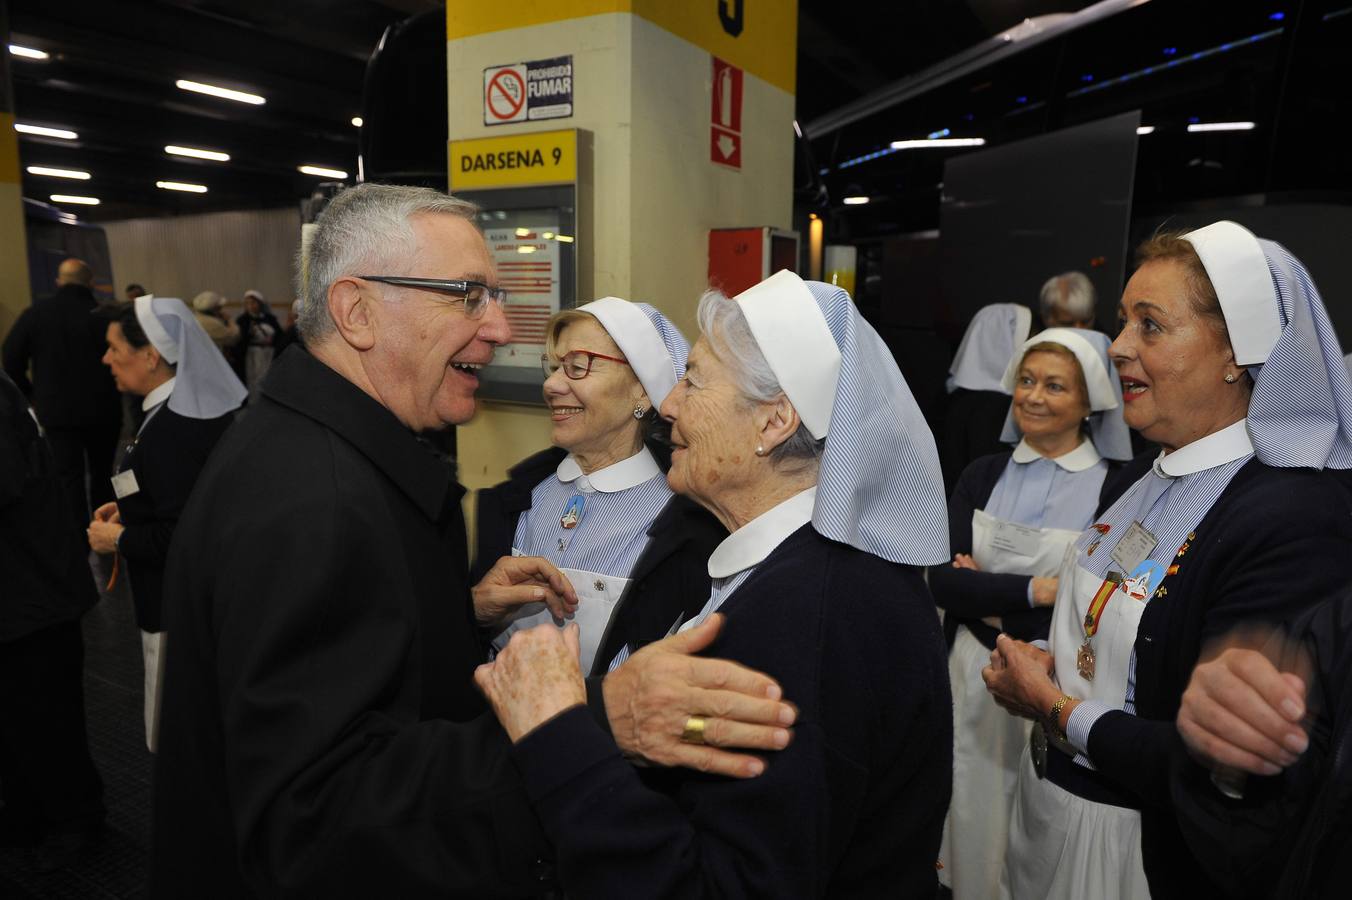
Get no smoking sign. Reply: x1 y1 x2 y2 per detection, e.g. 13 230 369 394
484 65 528 124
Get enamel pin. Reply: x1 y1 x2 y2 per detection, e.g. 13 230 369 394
560 495 585 530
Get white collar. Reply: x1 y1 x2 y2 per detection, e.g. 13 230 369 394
142 377 176 412
555 445 662 493
707 486 817 578
1011 438 1102 472
1155 418 1254 478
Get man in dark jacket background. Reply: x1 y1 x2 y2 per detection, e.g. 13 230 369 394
2 258 122 532
0 371 105 866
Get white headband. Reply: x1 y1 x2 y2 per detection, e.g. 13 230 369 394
577 297 678 408
1183 221 1282 366
134 294 180 364
736 270 841 439
1001 327 1119 412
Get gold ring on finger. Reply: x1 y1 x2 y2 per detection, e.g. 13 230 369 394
681 715 707 745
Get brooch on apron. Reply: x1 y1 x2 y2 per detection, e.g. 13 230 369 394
1086 523 1111 556
1079 570 1123 680
560 495 585 530
1120 559 1166 602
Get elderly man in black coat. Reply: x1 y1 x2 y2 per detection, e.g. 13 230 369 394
151 184 797 899
0 371 105 863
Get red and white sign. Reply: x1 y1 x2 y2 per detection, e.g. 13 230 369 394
485 225 560 365
711 57 743 170
484 64 528 124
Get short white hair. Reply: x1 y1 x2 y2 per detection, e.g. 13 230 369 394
696 289 824 470
1039 271 1097 326
297 183 479 343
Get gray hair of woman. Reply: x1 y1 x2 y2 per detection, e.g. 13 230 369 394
1038 271 1096 326
696 289 826 472
297 184 479 343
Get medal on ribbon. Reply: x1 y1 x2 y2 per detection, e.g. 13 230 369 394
1078 570 1122 681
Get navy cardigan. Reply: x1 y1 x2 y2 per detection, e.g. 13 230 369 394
1071 458 1352 897
510 525 952 899
928 450 1129 650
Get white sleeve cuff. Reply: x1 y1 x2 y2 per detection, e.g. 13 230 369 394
1026 578 1037 608
1066 699 1115 756
1031 639 1050 653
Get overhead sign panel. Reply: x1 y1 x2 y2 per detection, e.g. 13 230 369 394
449 129 578 190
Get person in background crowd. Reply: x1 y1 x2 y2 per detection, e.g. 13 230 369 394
984 221 1352 898
190 290 240 354
126 284 147 302
150 183 797 898
87 298 244 752
1039 271 1098 329
232 289 282 403
474 297 724 676
2 257 122 534
0 370 106 871
477 272 953 898
932 327 1132 899
940 302 1031 489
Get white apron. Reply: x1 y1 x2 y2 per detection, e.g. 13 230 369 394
939 509 1081 899
1002 547 1151 899
492 556 630 675
141 629 166 753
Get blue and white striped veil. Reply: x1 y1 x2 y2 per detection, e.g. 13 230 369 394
737 272 949 566
1245 239 1352 468
576 298 689 408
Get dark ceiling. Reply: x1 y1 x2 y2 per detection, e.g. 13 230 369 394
6 0 1350 228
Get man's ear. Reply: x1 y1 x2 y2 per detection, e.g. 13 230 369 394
328 277 376 351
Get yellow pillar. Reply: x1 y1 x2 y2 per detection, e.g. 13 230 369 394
0 7 32 344
447 0 798 497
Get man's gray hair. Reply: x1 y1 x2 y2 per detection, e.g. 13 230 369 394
1039 270 1097 327
297 184 480 343
696 289 825 471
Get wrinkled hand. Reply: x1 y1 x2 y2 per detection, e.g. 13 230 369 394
982 634 1059 721
475 623 586 742
1031 576 1058 607
1178 642 1311 776
602 614 796 779
952 553 980 571
93 501 121 524
87 520 123 554
472 555 578 626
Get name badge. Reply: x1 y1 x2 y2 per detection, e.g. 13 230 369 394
1110 521 1158 574
989 519 1043 557
111 469 141 500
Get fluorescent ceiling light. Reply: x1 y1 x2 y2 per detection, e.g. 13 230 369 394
157 180 208 193
175 79 265 105
890 137 986 149
298 165 348 179
27 165 90 180
50 194 99 205
1187 121 1256 132
1136 125 1156 135
842 196 870 205
15 122 78 140
351 117 363 127
9 44 49 60
165 144 230 162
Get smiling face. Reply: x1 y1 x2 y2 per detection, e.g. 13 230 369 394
1011 348 1090 452
542 316 647 467
359 213 508 431
1109 258 1247 451
659 337 763 511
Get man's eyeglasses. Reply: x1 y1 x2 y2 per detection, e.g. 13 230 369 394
357 276 508 319
541 350 630 380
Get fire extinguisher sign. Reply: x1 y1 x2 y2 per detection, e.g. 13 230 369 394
710 57 743 170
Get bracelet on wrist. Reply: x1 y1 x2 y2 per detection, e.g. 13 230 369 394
1046 694 1072 742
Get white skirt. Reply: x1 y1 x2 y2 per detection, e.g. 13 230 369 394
1002 746 1150 899
938 625 1032 899
141 629 166 753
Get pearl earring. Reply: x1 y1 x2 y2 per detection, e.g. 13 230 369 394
755 445 766 457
